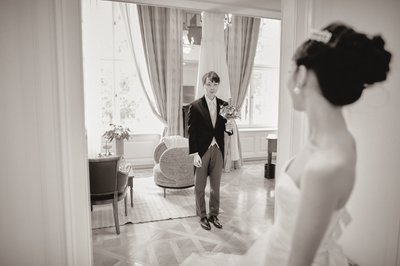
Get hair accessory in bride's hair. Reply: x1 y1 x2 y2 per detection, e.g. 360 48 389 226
309 29 332 44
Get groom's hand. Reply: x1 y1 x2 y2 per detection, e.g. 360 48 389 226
225 119 234 134
193 153 202 168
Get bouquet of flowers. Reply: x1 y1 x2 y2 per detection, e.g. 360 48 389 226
103 123 131 142
219 98 241 120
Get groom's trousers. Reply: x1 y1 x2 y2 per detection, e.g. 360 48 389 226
194 144 223 219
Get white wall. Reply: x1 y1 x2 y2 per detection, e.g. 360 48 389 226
123 134 161 167
0 0 92 265
122 130 273 168
240 129 274 161
311 1 400 265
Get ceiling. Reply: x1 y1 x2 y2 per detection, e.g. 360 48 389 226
113 0 281 18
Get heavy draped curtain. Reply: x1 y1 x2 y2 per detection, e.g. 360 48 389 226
224 15 261 171
137 5 184 136
226 15 260 111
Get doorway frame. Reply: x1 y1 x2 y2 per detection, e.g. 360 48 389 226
61 0 314 263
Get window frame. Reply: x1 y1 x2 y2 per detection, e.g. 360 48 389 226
237 64 280 130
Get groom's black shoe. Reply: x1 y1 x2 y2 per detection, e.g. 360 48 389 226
208 215 223 229
200 217 211 230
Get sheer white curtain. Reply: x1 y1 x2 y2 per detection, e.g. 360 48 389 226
84 85 102 157
119 3 167 132
82 1 103 157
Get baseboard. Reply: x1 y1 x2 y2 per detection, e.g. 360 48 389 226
243 155 276 163
243 156 267 162
132 163 154 170
131 156 276 169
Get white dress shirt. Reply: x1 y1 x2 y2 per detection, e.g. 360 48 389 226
205 96 218 148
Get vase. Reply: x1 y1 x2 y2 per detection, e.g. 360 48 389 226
115 139 124 157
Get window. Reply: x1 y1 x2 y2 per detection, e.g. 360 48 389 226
98 2 163 134
94 6 281 134
236 19 281 129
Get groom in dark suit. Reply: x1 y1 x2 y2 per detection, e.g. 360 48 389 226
188 71 233 231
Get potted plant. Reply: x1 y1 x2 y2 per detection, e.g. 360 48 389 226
103 124 131 156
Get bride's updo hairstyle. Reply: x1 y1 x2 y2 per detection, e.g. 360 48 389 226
294 22 391 106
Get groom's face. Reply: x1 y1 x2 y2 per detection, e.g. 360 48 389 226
204 78 219 99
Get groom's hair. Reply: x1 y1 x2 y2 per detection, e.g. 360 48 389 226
202 71 220 85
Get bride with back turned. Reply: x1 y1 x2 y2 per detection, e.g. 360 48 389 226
182 22 391 266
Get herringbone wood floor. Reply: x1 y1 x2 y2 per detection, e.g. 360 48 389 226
92 162 275 266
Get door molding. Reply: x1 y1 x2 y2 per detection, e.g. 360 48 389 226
54 0 92 264
277 0 313 173
63 0 312 264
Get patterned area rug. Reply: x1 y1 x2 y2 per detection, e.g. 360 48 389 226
91 177 220 229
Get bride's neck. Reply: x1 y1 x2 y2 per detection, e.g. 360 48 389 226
306 94 347 147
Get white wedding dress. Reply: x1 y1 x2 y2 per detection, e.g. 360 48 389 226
181 159 351 266
195 12 231 101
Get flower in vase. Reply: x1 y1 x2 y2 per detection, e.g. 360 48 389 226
103 123 131 142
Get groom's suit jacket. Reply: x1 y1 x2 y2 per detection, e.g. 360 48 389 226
188 96 229 160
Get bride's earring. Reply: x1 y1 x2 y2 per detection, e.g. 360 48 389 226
293 87 300 94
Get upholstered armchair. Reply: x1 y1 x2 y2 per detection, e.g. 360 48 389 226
89 156 129 234
153 136 195 197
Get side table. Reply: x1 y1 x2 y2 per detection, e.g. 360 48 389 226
265 134 277 179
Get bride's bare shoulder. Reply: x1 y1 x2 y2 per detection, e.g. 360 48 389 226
308 135 356 173
302 148 356 208
304 147 356 188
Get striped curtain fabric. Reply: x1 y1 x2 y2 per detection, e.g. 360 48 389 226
226 15 260 109
224 15 261 171
137 5 184 136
